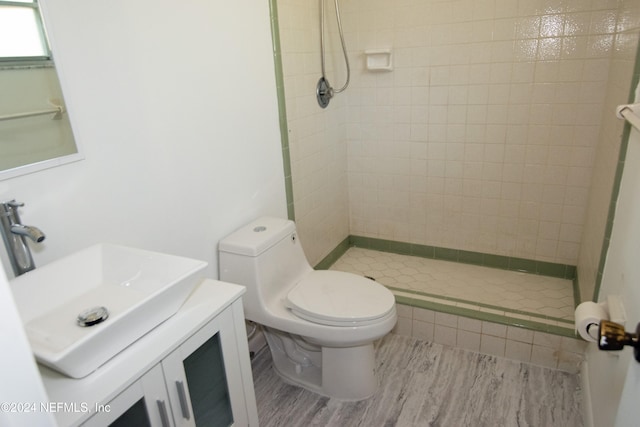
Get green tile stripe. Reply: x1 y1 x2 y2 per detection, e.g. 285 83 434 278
349 235 577 280
394 294 576 338
314 236 350 271
268 0 295 221
572 277 581 309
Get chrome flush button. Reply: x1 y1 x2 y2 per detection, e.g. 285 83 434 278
253 226 267 232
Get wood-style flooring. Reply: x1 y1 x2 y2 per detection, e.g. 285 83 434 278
251 333 583 426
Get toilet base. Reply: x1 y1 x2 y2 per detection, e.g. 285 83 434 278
321 344 377 400
264 327 378 401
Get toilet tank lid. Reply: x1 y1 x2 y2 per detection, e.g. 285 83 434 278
218 217 296 257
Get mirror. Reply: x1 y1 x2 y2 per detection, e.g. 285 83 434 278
0 0 81 181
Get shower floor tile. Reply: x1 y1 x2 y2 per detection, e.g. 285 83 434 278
329 247 575 327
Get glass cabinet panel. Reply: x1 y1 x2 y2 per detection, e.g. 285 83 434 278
83 364 170 427
183 333 233 427
108 398 152 427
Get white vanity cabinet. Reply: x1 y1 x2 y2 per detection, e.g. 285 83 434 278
81 364 169 426
41 280 259 427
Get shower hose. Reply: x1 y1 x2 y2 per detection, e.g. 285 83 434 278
317 0 350 108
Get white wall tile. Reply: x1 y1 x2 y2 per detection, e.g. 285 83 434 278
506 340 533 362
396 303 413 319
480 335 507 357
390 303 583 372
458 316 482 334
434 324 458 347
531 345 559 369
393 316 413 337
435 312 458 328
507 326 535 343
280 0 624 266
482 321 508 338
412 320 435 342
457 329 482 352
533 331 563 348
413 307 436 323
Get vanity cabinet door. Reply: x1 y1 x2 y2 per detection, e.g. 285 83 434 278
161 308 249 427
82 364 173 427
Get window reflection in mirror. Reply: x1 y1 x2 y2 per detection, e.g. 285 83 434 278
0 0 80 180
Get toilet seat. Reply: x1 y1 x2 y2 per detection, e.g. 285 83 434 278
285 270 395 327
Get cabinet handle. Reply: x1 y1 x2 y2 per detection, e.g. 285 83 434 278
175 380 191 420
156 399 171 427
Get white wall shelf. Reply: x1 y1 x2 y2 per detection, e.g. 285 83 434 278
365 49 393 71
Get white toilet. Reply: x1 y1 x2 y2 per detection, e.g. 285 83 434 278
219 217 397 400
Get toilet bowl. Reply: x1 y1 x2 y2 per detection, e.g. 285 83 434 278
219 217 397 400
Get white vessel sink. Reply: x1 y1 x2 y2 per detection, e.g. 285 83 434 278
10 243 207 378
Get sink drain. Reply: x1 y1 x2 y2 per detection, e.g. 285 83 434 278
77 306 109 327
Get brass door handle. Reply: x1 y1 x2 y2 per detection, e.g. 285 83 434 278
598 320 640 362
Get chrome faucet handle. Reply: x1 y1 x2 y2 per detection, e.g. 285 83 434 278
1 200 24 210
6 200 24 208
0 200 24 220
0 200 20 217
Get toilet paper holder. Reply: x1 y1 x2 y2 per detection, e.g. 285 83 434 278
598 320 640 362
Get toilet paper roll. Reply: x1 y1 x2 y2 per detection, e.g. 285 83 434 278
574 301 609 342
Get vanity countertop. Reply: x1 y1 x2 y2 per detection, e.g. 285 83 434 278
39 278 246 426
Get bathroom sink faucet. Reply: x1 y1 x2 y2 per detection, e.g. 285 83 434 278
0 200 45 276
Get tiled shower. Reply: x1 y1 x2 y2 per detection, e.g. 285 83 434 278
276 0 640 308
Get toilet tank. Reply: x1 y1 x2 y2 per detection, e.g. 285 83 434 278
218 217 312 322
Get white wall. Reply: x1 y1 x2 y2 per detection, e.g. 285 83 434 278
1 1 285 422
586 124 640 426
0 0 287 279
610 126 640 426
0 263 55 427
